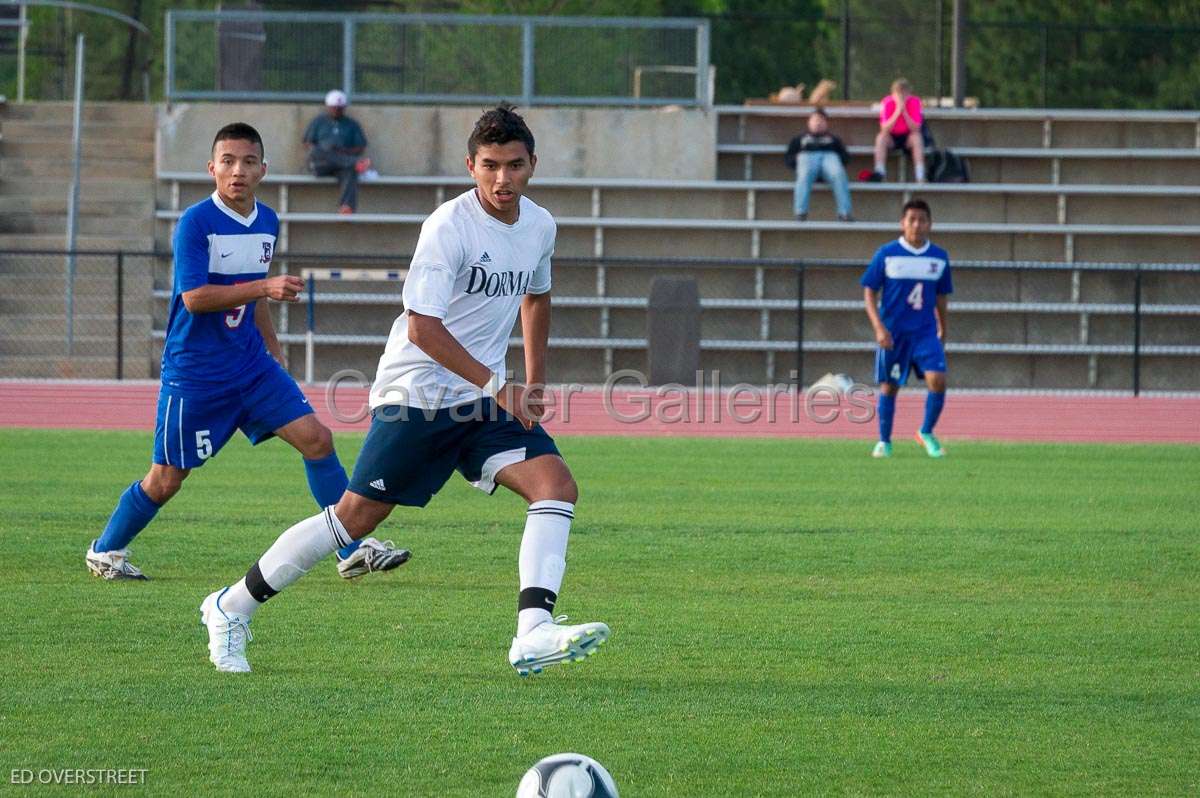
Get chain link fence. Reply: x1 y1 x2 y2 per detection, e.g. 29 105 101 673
712 6 1200 110
166 11 710 106
4 4 1198 110
0 251 154 379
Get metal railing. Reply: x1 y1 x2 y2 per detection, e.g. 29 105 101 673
3 250 1198 393
164 10 711 107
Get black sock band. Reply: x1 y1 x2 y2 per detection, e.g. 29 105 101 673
518 586 558 614
244 562 279 604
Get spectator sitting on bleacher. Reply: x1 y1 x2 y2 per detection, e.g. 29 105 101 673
303 89 372 214
784 109 853 222
871 78 926 183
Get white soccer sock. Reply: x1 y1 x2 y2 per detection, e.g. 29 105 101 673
874 157 885 174
516 500 573 636
221 507 353 617
915 163 926 182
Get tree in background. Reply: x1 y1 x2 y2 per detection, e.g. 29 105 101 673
4 0 1199 109
664 0 833 105
966 0 1200 109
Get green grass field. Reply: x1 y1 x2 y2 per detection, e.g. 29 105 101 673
1 428 1197 796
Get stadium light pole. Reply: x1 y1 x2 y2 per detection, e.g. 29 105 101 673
951 0 966 108
16 2 27 102
65 32 83 356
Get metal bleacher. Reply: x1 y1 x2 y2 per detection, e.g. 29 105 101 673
153 105 1200 391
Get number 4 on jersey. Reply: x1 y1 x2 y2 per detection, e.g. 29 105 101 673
906 283 924 310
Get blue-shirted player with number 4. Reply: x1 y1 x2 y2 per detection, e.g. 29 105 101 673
86 123 408 581
861 198 952 458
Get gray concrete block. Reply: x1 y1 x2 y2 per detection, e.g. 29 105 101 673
1069 194 1200 226
1030 355 1090 389
951 354 1031 388
158 103 717 180
697 350 769 385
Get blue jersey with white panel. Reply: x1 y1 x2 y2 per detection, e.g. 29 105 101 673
161 191 279 393
860 237 953 335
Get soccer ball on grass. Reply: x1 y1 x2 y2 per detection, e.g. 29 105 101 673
516 753 618 798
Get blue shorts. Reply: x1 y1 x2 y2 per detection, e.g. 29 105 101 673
152 361 313 469
875 330 947 385
347 399 562 507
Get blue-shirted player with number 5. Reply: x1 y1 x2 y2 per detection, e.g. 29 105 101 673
86 123 409 581
862 198 952 458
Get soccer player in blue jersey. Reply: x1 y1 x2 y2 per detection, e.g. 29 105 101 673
861 198 952 458
86 123 408 581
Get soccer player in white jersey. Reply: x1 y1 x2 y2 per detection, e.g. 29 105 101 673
200 105 610 675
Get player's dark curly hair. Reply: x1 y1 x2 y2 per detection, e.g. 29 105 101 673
212 122 265 159
902 198 932 219
468 103 535 158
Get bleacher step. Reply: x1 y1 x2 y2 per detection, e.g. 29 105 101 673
0 258 134 278
1 139 154 160
0 213 154 236
0 102 156 125
0 354 142 380
0 120 154 142
1 157 153 180
0 196 154 216
0 313 153 338
0 178 153 201
0 334 153 357
0 233 153 250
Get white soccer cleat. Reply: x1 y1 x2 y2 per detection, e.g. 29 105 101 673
335 537 411 579
508 616 611 677
85 540 148 580
200 587 253 673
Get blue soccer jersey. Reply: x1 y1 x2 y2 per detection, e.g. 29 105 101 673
860 237 953 335
161 191 279 392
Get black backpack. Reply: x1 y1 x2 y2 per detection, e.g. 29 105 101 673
929 148 971 183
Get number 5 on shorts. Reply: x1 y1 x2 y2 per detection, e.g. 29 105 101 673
195 430 213 460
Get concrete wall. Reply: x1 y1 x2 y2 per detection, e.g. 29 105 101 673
157 103 716 180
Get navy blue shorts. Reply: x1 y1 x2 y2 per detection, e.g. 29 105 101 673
347 399 562 507
875 330 947 385
152 360 313 469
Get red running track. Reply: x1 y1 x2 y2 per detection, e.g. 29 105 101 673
2 380 1198 443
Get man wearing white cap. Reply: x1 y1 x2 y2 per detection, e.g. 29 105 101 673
302 89 371 214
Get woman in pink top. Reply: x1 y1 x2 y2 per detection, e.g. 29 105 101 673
873 78 926 182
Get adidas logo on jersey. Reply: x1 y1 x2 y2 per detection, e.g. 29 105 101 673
479 251 492 263
369 478 387 491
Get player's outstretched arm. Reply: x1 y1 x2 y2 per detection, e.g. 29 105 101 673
182 275 303 314
863 287 893 349
407 311 538 427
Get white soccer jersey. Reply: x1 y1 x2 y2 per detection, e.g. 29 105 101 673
370 189 556 410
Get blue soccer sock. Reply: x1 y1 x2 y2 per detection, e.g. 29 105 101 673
921 391 946 434
304 451 359 560
877 392 896 443
95 480 161 552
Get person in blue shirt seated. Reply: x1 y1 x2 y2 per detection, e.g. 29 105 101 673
302 90 372 214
